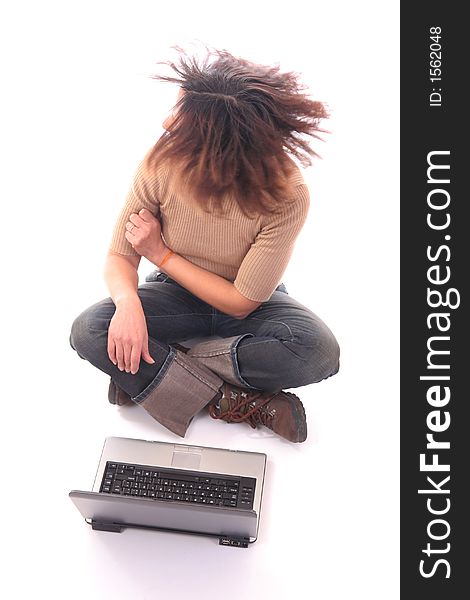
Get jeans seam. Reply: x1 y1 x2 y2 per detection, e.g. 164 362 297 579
146 313 212 318
174 354 221 392
210 307 217 336
243 317 295 341
190 349 230 358
235 338 293 349
133 347 176 403
230 333 260 389
86 313 212 333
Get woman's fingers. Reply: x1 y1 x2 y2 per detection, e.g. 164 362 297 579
123 342 133 373
107 337 117 366
115 341 125 372
129 213 144 227
130 345 142 375
138 208 154 222
107 305 154 374
141 341 155 365
113 340 153 374
110 338 139 373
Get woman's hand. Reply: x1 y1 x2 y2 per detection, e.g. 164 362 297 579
125 208 168 265
107 296 155 374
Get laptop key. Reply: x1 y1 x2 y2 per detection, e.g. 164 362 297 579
158 472 200 483
222 493 234 499
100 461 256 510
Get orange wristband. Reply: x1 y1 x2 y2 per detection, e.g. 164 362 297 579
158 249 174 269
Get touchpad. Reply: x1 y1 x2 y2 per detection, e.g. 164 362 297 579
171 450 202 470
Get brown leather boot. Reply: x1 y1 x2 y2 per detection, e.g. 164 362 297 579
108 379 132 406
209 383 307 443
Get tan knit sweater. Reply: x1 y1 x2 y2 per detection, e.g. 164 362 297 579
110 154 310 302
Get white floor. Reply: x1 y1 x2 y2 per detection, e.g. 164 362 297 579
1 2 399 597
3 298 399 599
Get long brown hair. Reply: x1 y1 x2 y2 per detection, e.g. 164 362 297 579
146 47 328 216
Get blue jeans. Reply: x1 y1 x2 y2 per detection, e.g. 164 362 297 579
70 273 340 436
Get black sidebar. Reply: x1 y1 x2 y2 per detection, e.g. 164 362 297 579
401 3 467 598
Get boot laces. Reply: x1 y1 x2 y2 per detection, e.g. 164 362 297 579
209 389 276 429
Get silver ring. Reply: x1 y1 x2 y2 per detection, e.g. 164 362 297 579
129 223 134 232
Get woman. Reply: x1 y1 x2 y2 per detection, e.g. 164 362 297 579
70 48 340 443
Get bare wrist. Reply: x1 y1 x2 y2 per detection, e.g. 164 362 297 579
114 292 141 309
153 245 170 267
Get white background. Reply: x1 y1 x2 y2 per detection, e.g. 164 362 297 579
0 1 399 598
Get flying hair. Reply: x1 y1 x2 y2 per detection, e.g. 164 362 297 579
145 46 329 216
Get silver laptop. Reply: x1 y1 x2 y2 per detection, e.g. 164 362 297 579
69 436 267 547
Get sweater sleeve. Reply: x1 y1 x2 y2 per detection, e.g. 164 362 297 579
233 184 310 302
108 155 161 256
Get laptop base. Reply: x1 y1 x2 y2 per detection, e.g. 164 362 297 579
90 518 250 548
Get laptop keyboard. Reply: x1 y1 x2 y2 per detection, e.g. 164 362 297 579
100 461 256 510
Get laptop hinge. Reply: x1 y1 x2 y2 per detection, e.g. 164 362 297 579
218 536 250 548
91 520 123 533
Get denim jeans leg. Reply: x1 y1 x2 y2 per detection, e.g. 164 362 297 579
70 297 169 397
186 334 255 387
134 348 223 437
70 278 224 436
214 289 340 392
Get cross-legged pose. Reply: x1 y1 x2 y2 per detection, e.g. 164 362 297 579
70 48 340 443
